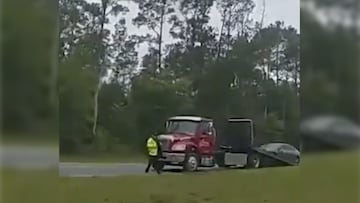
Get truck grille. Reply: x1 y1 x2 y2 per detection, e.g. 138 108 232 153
160 139 171 151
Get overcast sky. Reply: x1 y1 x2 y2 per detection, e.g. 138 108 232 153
87 0 300 58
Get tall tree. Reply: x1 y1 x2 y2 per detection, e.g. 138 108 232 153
90 0 129 137
282 26 300 92
250 22 299 120
132 0 176 74
215 0 255 58
252 21 286 83
110 18 138 91
59 0 90 60
167 0 217 89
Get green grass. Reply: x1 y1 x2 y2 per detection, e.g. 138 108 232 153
300 151 360 203
60 153 146 163
2 151 360 203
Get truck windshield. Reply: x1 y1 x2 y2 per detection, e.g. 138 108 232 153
166 120 199 135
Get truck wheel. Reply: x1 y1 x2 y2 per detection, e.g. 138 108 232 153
246 153 261 169
183 153 199 172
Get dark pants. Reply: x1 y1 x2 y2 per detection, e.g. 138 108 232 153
145 155 161 174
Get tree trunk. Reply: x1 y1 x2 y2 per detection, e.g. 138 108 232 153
217 10 226 59
275 44 280 86
294 62 299 91
158 0 166 72
92 79 103 136
239 13 248 39
225 9 232 54
267 53 271 80
260 0 266 29
92 0 107 136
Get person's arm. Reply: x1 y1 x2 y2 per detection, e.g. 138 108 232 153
156 139 162 155
145 138 150 155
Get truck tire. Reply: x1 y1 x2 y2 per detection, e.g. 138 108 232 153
246 153 261 169
183 153 199 172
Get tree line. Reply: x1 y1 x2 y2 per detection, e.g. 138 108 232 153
57 0 300 154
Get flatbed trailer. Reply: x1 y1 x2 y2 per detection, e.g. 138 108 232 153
157 116 300 172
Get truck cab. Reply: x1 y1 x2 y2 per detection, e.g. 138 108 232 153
157 116 217 171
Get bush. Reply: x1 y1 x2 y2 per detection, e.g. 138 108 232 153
93 127 114 153
265 113 285 142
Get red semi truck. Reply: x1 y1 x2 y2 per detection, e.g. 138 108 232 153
156 116 262 172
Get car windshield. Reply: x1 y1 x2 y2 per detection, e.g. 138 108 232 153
262 143 283 151
165 120 199 135
331 118 359 129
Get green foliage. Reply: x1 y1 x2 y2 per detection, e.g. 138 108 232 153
264 113 285 141
55 0 301 154
2 0 55 133
59 48 97 153
128 75 194 146
3 0 306 155
92 126 118 152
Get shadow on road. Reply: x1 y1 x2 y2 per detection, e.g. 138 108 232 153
161 166 241 174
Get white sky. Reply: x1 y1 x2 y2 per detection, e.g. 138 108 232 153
87 0 300 59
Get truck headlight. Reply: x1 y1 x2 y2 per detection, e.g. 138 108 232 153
171 144 186 151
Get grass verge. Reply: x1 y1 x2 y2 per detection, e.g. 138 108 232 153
1 134 57 146
2 151 360 203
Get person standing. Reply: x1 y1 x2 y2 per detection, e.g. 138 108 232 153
145 134 162 174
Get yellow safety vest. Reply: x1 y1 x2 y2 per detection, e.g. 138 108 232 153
146 137 158 156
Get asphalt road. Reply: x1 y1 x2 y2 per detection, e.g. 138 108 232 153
59 162 192 177
0 145 219 176
58 162 224 177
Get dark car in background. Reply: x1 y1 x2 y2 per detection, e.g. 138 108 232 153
300 115 360 152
